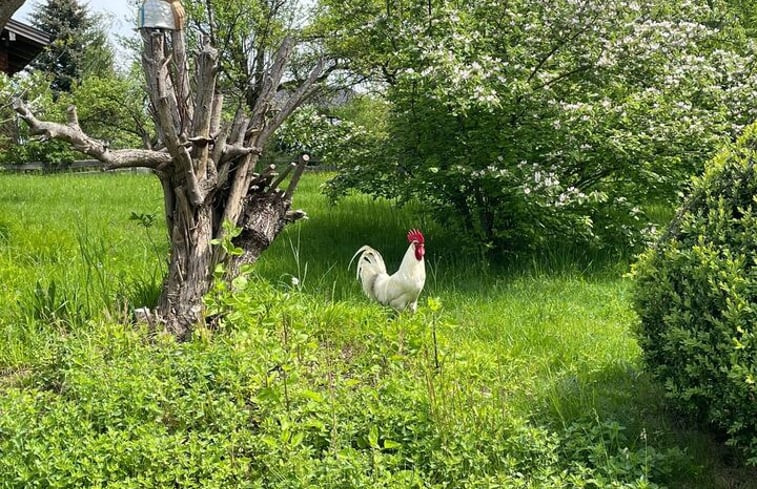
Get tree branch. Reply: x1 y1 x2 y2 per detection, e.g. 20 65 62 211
220 144 262 164
215 107 248 185
268 162 295 191
526 2 598 85
190 51 219 180
284 154 309 198
248 36 294 128
285 209 308 222
142 29 204 206
13 99 171 170
217 35 296 235
261 59 327 141
206 93 224 180
171 30 194 136
190 38 219 160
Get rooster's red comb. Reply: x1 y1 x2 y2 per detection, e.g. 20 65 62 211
407 229 424 244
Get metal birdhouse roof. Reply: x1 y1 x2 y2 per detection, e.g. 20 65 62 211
138 0 176 30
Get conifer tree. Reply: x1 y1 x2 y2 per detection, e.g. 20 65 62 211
30 0 113 92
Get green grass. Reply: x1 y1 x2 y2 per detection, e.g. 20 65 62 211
0 173 166 324
0 172 755 488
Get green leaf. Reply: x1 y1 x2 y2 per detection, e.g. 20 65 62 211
368 425 379 449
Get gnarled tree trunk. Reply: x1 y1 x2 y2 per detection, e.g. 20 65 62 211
14 25 326 338
158 200 214 335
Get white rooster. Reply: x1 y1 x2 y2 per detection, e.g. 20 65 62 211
350 229 426 312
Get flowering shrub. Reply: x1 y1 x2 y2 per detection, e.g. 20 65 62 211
320 0 757 253
276 104 380 168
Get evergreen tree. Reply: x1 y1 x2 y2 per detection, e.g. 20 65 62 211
29 0 113 93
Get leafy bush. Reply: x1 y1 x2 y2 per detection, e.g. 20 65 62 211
633 124 757 466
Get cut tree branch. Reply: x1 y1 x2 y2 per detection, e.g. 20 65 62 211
268 162 295 191
220 144 262 164
285 209 308 222
141 30 205 206
284 154 309 198
12 99 171 169
171 30 194 136
190 38 219 178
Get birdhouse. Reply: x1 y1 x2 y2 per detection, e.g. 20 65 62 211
138 0 176 29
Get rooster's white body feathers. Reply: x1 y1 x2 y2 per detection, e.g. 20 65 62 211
351 241 426 312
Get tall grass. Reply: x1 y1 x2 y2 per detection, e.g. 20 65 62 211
0 173 166 326
0 172 754 488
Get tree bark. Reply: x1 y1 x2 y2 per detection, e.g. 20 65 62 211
228 155 310 276
158 200 215 337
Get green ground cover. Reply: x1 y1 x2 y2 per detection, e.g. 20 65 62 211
0 173 753 488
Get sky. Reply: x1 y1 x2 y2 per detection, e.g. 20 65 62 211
14 0 137 41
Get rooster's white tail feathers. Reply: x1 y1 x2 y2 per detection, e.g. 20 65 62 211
349 245 387 300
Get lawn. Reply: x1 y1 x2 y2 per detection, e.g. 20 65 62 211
0 172 754 488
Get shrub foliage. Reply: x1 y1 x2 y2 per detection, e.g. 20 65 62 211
633 124 757 466
0 275 685 488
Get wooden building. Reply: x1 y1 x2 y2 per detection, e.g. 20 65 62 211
0 18 49 75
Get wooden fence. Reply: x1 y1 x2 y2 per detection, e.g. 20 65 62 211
0 160 120 174
0 158 334 174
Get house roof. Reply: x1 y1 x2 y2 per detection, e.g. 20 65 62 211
1 18 50 75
